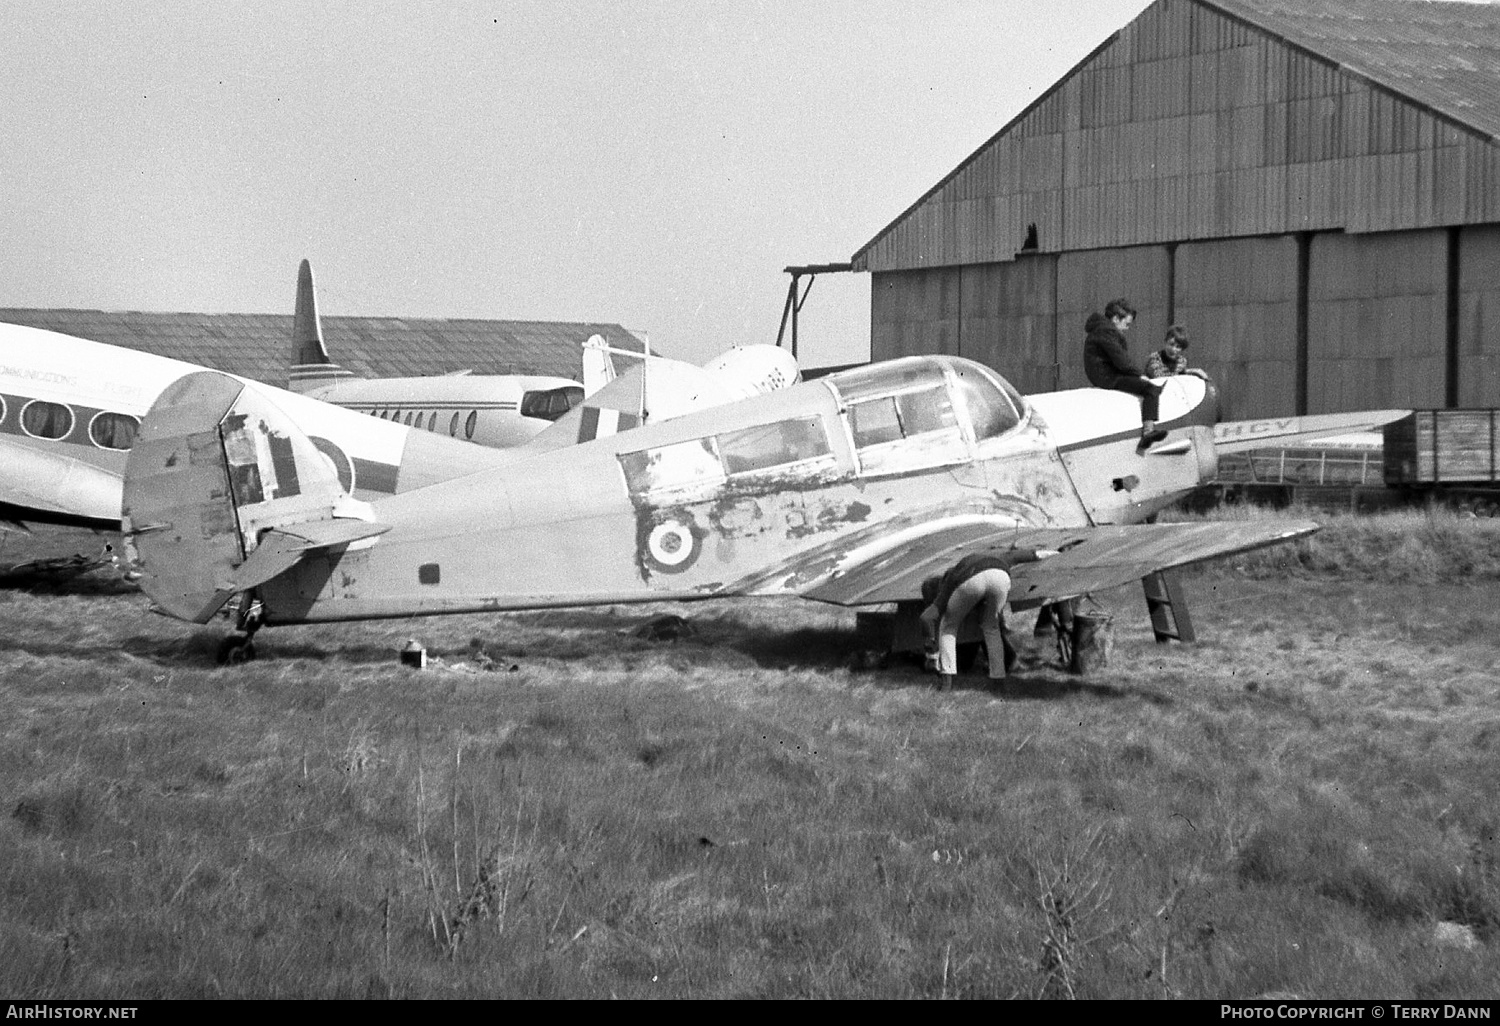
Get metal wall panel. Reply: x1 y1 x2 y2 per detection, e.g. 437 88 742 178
957 258 1060 394
1173 236 1300 418
1307 230 1448 414
1459 224 1500 407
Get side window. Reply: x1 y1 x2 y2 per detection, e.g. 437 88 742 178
449 412 460 437
403 411 415 426
849 398 903 447
845 385 966 477
21 400 74 440
427 412 438 432
464 411 478 440
620 438 723 497
89 412 140 450
717 417 830 475
849 387 954 448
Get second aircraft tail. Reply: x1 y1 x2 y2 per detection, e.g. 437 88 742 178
286 259 357 394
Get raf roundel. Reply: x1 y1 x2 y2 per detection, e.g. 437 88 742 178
643 517 703 575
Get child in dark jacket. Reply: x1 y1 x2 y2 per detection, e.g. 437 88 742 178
1083 298 1167 450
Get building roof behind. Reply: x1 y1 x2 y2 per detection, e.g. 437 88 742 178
0 309 645 384
1214 0 1500 141
852 0 1500 269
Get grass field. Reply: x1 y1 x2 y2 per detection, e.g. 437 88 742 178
1 513 1498 998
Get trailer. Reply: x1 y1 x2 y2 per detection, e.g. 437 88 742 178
1383 410 1500 515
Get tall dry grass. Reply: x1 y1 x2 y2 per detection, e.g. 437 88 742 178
1 510 1498 997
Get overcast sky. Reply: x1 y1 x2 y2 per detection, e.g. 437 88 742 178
1 1 1153 368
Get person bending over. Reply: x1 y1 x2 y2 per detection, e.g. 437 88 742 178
924 547 1058 691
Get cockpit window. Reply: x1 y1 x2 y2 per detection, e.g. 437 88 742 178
522 386 585 421
950 363 1023 441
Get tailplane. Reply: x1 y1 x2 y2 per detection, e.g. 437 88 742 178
122 371 386 623
286 259 356 393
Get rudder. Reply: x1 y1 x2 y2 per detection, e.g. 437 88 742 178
123 370 376 622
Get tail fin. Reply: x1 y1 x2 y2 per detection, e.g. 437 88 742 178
581 334 617 396
122 370 385 623
286 259 356 393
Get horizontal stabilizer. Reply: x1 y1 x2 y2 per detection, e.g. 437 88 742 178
221 519 390 593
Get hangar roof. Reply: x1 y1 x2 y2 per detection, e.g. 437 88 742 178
1214 0 1500 141
852 0 1500 271
0 309 644 384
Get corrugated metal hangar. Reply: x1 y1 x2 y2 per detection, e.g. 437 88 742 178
0 308 643 385
853 0 1500 419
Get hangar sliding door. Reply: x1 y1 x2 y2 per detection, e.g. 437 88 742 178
1307 230 1447 414
1459 225 1500 408
1174 237 1299 420
870 268 960 363
957 257 1057 395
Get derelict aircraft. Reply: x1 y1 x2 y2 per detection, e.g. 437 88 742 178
123 354 1334 663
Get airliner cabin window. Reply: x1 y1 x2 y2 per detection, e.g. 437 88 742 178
403 411 415 426
427 412 438 431
20 400 74 440
89 412 140 450
449 412 460 436
464 411 478 440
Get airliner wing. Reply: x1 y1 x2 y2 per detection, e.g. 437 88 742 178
794 519 1318 609
0 438 123 530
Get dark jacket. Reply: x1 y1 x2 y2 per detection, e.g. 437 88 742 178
1083 312 1143 388
931 549 1041 616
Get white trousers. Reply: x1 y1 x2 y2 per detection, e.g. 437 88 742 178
936 568 1011 678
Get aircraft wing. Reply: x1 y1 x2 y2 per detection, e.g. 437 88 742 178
1213 410 1409 453
0 438 123 530
797 519 1318 609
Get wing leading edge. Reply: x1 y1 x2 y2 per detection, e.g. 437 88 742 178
798 519 1319 609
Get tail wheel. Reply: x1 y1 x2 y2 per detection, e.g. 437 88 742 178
217 635 257 665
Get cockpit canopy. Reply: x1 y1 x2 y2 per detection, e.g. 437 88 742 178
826 356 1025 445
